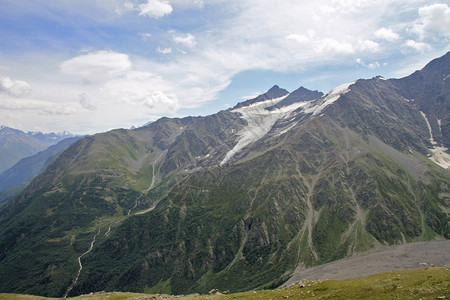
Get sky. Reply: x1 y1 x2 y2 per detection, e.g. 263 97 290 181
0 0 449 134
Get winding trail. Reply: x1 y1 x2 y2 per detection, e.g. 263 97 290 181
104 225 111 237
63 228 101 298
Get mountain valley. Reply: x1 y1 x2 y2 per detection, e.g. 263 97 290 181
0 137 82 205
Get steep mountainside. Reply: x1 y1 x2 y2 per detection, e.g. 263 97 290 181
0 53 449 297
0 137 81 205
0 126 74 173
391 52 450 150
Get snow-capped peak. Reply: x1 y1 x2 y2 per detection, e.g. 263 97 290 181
303 81 355 116
56 131 74 137
233 85 289 110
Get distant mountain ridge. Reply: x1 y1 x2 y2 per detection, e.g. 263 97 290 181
0 136 82 205
0 126 75 174
0 52 449 298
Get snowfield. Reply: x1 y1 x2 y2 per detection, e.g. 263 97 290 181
303 81 355 116
220 82 355 166
420 111 450 169
220 95 311 166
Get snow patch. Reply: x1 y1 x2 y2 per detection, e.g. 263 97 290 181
444 74 450 81
220 95 307 166
303 82 355 116
420 111 450 169
420 111 437 146
429 147 450 169
403 97 413 103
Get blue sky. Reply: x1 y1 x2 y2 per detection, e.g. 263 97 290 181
0 0 449 134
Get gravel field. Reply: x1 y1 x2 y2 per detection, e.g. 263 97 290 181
282 240 450 287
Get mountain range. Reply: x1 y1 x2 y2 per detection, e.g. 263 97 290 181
0 52 449 297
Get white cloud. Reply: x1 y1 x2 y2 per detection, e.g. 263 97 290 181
157 46 172 54
356 58 380 69
79 93 97 111
56 51 185 122
0 73 80 118
368 61 380 69
173 33 197 48
316 39 354 54
359 40 380 52
0 96 77 115
139 32 152 41
321 0 381 14
170 0 208 8
375 27 399 42
320 5 336 14
413 3 450 38
124 1 134 10
0 76 32 97
142 91 179 111
193 0 204 8
41 104 78 115
60 50 131 80
138 0 173 18
286 34 309 43
102 71 179 113
403 40 432 52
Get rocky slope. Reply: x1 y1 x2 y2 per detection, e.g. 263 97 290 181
282 240 450 286
0 53 449 297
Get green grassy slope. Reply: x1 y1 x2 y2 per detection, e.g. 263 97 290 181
0 267 449 300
